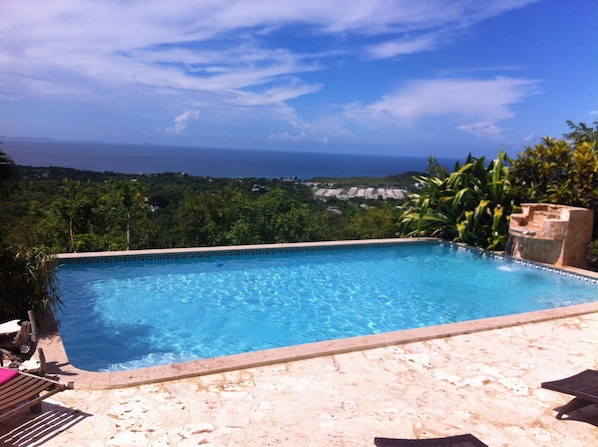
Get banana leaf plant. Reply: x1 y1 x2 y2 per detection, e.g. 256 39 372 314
397 151 515 250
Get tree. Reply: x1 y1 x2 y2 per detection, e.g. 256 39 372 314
561 120 598 215
564 119 598 145
547 142 598 211
0 149 61 320
224 189 263 245
100 180 155 250
509 137 574 203
509 121 598 238
0 147 20 200
249 188 327 244
425 155 449 179
175 189 229 247
345 206 398 239
36 178 159 252
36 179 102 252
174 186 331 246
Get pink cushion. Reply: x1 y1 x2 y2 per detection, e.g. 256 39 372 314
0 367 19 386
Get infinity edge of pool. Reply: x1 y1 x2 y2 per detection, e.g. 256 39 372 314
42 238 598 390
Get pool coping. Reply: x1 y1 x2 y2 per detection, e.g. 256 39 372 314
43 238 598 390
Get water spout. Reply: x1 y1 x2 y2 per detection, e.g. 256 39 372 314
509 228 536 236
505 234 516 257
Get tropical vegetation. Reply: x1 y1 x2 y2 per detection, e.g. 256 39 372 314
509 121 598 237
2 166 410 253
1 119 597 318
396 151 514 250
395 119 598 266
0 147 62 321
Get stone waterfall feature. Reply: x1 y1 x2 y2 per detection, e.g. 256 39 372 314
506 203 594 269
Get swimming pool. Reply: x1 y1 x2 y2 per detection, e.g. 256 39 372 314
56 241 598 372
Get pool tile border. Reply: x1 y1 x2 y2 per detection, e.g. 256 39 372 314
440 241 598 283
56 238 435 264
57 238 598 285
45 238 598 390
41 302 598 390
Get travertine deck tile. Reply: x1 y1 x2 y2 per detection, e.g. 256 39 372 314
1 312 596 446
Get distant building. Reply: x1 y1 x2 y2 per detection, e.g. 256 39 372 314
311 185 408 201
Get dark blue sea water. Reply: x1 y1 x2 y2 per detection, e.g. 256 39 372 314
3 138 455 179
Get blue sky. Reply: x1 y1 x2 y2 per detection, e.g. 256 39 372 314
1 0 597 158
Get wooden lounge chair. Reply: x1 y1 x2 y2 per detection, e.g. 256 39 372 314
374 434 489 447
541 369 598 419
0 365 68 423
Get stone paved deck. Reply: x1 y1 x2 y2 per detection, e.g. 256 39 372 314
1 311 597 446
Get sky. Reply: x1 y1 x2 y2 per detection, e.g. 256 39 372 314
1 0 597 158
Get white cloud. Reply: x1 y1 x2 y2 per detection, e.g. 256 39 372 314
268 131 329 143
360 77 540 137
0 1 538 98
367 35 442 59
230 81 322 107
522 132 535 142
457 122 504 138
165 110 200 135
0 0 542 149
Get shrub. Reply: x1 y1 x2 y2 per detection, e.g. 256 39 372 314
0 245 62 321
397 151 515 250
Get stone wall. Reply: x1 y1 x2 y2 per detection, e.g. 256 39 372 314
508 203 594 269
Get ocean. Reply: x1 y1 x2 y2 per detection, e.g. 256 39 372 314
3 138 454 179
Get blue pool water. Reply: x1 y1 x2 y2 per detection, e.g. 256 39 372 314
56 243 598 372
